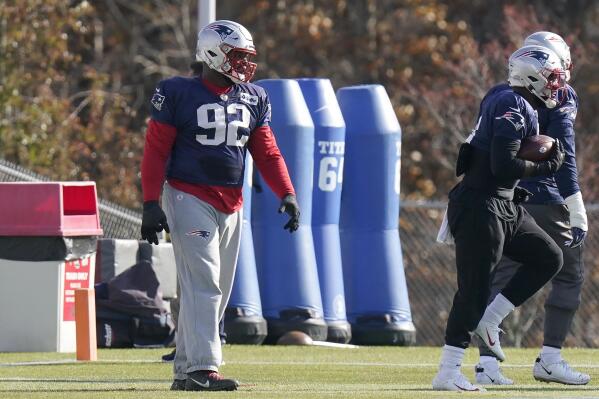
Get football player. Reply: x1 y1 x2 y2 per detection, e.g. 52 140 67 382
141 20 300 391
433 45 566 391
475 32 590 386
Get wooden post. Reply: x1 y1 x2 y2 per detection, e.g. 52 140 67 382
75 288 97 361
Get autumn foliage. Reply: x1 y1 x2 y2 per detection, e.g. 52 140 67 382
1 0 598 208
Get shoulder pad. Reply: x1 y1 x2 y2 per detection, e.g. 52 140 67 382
554 84 578 120
157 76 194 92
241 82 268 97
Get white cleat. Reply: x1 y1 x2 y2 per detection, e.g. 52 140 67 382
533 357 590 385
475 362 514 385
432 371 487 392
474 321 506 362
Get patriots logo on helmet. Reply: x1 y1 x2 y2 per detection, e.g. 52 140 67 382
516 50 550 66
186 230 211 239
208 24 235 39
495 107 525 131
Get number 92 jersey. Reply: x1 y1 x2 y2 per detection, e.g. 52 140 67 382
150 76 271 187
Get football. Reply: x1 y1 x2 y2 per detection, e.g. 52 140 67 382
276 330 314 346
517 134 555 162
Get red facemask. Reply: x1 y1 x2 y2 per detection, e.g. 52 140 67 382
226 49 257 83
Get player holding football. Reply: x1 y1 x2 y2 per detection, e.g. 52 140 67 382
141 20 300 391
432 45 567 391
475 32 590 386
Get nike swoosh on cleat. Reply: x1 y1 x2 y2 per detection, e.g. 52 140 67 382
190 377 210 388
485 374 495 383
540 363 553 375
486 329 496 346
454 383 479 391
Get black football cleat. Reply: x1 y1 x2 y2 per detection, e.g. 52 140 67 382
162 348 176 362
170 379 186 391
185 370 239 391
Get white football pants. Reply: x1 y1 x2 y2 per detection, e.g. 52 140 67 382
163 183 241 379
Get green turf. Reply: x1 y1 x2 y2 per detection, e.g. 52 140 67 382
0 346 598 398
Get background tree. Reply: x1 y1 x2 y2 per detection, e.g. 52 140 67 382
1 0 597 208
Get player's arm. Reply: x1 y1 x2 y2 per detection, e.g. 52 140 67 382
490 135 565 180
140 119 176 244
552 129 579 197
249 91 299 232
141 80 177 244
490 136 529 179
548 92 588 239
142 80 177 201
141 119 177 201
551 90 581 198
247 125 299 232
490 99 563 179
247 126 294 198
489 102 537 179
550 123 587 235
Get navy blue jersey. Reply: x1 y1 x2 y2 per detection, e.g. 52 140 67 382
150 76 271 186
468 85 539 152
519 84 580 204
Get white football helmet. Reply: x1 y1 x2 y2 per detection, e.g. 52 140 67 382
508 45 566 109
196 20 257 83
524 31 572 81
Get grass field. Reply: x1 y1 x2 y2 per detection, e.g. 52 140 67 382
1 346 598 398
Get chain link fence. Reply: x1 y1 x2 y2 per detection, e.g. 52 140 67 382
2 159 597 347
0 159 142 239
401 200 599 348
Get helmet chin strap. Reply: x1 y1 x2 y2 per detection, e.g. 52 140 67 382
202 65 234 87
522 83 556 109
544 98 558 109
530 85 557 109
534 91 556 109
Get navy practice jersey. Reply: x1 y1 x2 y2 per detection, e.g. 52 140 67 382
520 84 580 204
468 85 539 152
150 76 271 186
486 83 580 204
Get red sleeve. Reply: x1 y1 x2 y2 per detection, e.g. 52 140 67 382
141 119 177 202
247 126 295 199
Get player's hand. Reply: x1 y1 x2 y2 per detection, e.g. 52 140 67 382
278 194 300 233
513 187 532 204
141 201 170 245
544 139 565 174
567 227 587 248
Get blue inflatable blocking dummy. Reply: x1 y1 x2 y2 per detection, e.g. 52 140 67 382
297 78 351 344
225 156 268 344
253 79 326 343
337 84 416 345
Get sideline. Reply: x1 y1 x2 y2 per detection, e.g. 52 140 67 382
2 359 599 368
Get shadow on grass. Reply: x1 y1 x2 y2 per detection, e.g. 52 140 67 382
401 386 596 392
0 360 163 367
0 378 168 383
0 388 164 393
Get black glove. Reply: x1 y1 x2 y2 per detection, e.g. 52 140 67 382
539 139 566 174
566 227 587 248
278 194 300 233
141 201 169 245
546 139 565 173
513 187 532 205
523 139 565 177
